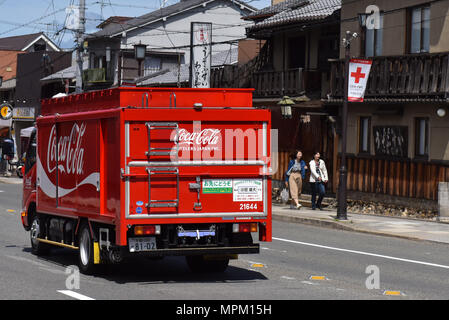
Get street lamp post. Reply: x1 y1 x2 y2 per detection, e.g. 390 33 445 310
134 42 147 78
337 31 358 221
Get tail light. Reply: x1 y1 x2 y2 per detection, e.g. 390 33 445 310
134 225 161 236
232 223 258 233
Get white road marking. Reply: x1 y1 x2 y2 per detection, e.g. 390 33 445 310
301 281 319 285
57 290 95 300
261 247 287 253
273 237 449 270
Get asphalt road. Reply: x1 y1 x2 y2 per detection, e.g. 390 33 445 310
1 181 449 301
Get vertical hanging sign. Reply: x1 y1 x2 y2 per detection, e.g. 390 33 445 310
65 5 81 31
348 59 372 102
190 22 212 88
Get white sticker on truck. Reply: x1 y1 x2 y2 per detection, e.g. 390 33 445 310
233 179 263 202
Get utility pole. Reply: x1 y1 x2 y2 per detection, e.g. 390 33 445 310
336 31 358 221
75 0 86 94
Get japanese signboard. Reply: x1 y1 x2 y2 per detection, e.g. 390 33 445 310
202 179 233 194
190 22 212 88
348 59 372 102
13 107 34 120
232 179 263 202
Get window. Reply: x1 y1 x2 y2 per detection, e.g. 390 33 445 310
415 118 429 158
144 56 162 75
24 130 36 174
288 36 306 69
409 5 430 53
365 14 383 57
359 117 371 154
33 43 46 51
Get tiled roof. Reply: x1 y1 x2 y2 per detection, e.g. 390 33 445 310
89 0 256 39
248 0 340 31
40 65 77 82
138 47 238 85
244 0 309 20
0 32 44 51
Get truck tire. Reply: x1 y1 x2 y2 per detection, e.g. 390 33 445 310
185 255 229 273
30 214 50 256
78 224 96 275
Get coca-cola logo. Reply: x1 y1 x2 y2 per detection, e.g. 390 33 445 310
176 128 221 146
47 123 85 175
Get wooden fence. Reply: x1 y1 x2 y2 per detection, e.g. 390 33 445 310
337 155 449 201
272 151 291 182
272 152 449 200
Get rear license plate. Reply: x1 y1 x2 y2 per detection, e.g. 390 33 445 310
129 237 157 252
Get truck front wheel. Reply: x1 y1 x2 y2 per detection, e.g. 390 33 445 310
78 224 96 274
30 214 50 255
185 255 229 273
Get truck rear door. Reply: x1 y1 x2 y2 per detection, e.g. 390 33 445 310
122 108 271 222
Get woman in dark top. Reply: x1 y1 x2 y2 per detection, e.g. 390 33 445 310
285 150 307 209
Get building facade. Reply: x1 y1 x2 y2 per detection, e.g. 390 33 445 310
326 0 449 205
239 0 342 193
84 0 256 89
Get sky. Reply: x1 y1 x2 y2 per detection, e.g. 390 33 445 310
0 0 271 49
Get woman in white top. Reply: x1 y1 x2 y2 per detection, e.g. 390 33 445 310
309 152 328 210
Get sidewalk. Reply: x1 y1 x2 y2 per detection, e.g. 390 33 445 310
272 204 449 245
0 174 23 184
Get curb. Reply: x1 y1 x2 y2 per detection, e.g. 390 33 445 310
272 212 448 245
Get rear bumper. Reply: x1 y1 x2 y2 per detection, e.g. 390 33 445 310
121 244 260 257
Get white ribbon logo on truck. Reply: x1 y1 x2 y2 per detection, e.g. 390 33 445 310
47 123 85 175
37 122 99 199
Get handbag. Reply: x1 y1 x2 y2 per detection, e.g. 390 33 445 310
280 188 289 203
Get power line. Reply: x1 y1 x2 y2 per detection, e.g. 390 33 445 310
0 7 67 37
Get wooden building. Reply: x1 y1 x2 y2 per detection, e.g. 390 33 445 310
213 0 342 192
326 0 449 204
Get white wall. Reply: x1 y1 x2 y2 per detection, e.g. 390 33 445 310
123 0 253 63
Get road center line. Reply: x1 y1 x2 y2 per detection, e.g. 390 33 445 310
57 290 95 300
273 237 449 270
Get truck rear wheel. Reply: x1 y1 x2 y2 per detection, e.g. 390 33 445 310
78 224 96 275
30 214 50 256
185 255 229 273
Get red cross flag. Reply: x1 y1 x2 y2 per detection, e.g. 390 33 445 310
348 59 372 102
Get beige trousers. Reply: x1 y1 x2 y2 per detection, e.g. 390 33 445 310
288 172 303 202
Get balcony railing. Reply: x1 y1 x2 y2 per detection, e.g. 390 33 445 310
83 67 114 89
251 68 304 98
328 53 449 101
83 68 106 83
211 64 323 98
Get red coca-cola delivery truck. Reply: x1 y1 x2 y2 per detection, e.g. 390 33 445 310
21 87 272 274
